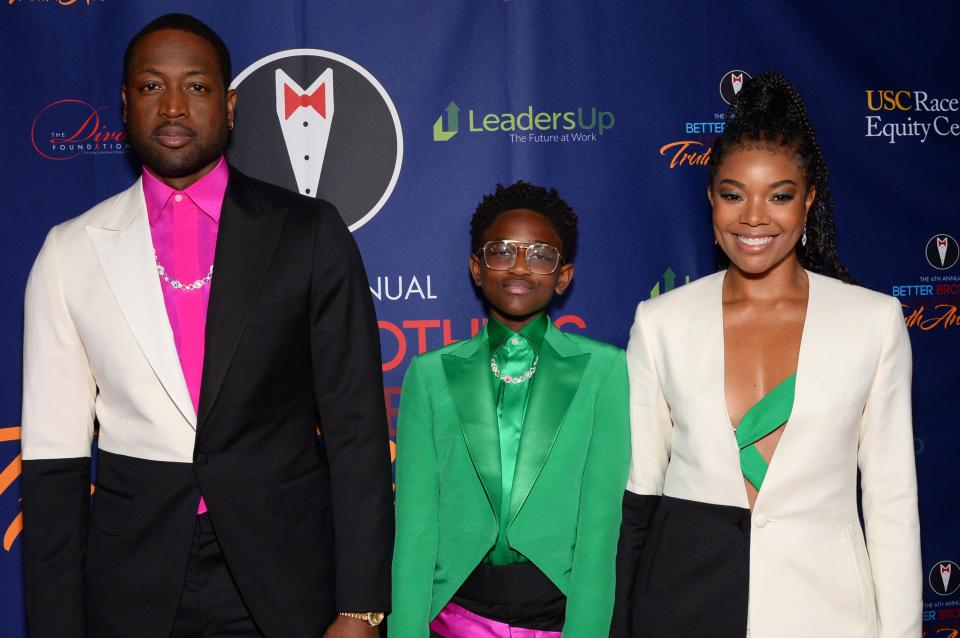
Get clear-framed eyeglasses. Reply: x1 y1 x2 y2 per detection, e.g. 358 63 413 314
477 240 564 275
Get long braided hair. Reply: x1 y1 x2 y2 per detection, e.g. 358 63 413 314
708 71 852 282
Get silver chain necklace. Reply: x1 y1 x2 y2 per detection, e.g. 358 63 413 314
490 355 540 385
155 254 213 292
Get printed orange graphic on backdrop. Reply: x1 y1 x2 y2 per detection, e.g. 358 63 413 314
659 140 712 169
7 1 106 6
0 427 22 551
0 426 96 552
903 304 960 330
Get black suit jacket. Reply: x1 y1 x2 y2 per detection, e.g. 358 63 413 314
21 167 393 638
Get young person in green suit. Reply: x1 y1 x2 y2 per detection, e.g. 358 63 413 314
390 182 630 637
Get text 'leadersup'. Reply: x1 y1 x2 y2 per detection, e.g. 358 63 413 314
864 90 960 143
470 107 614 134
471 107 614 141
433 102 614 143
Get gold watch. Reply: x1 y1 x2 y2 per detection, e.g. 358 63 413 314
339 611 385 627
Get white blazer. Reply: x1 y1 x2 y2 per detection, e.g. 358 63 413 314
626 270 921 638
22 179 197 464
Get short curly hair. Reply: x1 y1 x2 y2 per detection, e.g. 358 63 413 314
470 181 579 263
124 14 232 89
709 71 851 282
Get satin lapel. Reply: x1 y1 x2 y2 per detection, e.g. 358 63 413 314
752 271 817 512
507 327 589 525
197 174 287 428
713 270 754 509
85 181 197 428
441 337 501 519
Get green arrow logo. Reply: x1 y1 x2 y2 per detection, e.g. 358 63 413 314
433 101 459 142
650 267 691 298
663 267 676 292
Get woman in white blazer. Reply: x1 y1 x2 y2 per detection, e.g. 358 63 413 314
613 72 921 638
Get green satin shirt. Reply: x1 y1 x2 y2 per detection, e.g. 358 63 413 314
484 313 548 565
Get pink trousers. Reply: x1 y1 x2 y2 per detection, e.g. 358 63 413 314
429 602 563 638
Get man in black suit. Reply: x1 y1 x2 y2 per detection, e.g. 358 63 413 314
21 14 392 638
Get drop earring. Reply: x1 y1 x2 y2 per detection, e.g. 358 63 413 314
801 224 808 247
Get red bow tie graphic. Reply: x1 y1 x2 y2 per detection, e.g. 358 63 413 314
284 83 326 120
938 237 949 248
943 563 952 576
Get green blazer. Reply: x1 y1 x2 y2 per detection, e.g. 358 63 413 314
390 320 630 637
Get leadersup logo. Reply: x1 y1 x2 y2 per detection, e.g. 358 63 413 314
31 98 128 160
864 89 960 143
432 101 614 144
649 267 691 298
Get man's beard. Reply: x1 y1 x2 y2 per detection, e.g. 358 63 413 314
128 122 228 179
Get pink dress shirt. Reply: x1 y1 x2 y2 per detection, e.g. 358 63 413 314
143 156 228 515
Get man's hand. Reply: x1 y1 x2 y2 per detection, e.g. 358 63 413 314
323 614 380 638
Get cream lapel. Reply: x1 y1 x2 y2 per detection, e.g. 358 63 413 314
749 271 819 514
84 179 197 428
699 271 755 509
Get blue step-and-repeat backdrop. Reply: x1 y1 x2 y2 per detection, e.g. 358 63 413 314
1 1 958 635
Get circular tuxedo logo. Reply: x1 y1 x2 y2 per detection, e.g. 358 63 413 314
925 234 959 270
227 49 403 231
930 560 960 596
720 70 752 105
